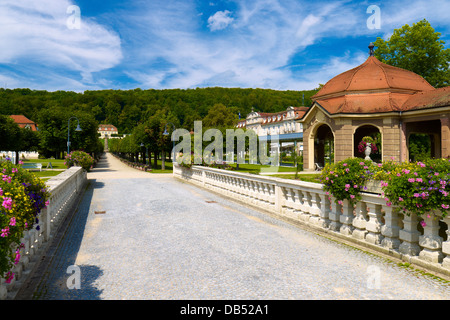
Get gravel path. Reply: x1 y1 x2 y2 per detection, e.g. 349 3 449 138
31 153 450 300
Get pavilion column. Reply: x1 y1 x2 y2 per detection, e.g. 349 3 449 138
440 117 450 159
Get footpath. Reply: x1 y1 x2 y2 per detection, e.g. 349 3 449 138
18 153 450 300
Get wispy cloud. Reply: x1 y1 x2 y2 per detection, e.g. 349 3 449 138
0 0 122 90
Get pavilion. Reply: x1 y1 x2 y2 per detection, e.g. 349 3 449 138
301 43 450 171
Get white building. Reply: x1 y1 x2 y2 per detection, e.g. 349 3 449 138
236 106 308 163
98 124 118 139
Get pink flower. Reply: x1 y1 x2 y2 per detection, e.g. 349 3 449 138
408 178 415 183
343 163 347 167
345 184 350 189
0 187 2 196
345 168 349 173
399 197 404 202
18 160 23 165
2 197 13 210
350 195 355 199
5 271 14 284
2 175 12 183
338 200 343 205
9 217 16 226
442 204 449 210
420 220 427 227
11 168 18 174
416 178 423 183
1 227 10 237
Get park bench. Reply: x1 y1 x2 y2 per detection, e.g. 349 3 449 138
314 163 323 171
22 163 42 172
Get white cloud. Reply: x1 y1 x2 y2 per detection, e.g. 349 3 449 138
0 0 122 88
207 10 234 31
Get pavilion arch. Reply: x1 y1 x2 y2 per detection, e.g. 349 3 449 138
353 124 382 162
308 122 334 170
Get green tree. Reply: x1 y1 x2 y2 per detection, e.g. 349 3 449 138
374 19 450 88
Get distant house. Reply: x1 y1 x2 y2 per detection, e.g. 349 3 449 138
98 124 118 138
10 115 38 131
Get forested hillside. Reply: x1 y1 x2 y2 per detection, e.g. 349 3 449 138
0 87 317 134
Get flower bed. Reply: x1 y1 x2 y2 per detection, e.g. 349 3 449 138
65 150 95 172
320 157 450 218
0 159 50 282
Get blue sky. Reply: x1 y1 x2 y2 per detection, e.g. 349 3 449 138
0 0 449 92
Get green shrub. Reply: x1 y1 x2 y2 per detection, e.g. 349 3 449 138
65 150 95 172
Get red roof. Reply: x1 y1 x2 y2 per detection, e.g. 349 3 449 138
311 56 438 114
10 115 38 131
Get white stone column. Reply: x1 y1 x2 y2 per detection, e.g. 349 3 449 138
381 206 401 250
419 212 443 264
318 193 330 229
329 198 342 232
442 215 450 269
365 203 383 245
308 192 321 226
353 201 368 240
399 213 421 256
339 199 354 236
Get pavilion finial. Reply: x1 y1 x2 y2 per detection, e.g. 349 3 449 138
369 42 375 56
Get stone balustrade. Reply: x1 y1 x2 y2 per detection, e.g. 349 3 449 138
174 164 450 279
1 166 87 300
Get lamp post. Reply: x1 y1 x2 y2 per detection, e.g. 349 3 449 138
67 116 82 155
163 122 176 170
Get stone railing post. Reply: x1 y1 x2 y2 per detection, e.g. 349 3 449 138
352 201 368 240
365 202 383 245
399 212 421 256
329 197 342 232
441 215 450 270
419 212 443 264
318 193 330 229
339 199 354 236
381 206 401 250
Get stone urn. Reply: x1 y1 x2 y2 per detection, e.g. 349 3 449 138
365 144 372 160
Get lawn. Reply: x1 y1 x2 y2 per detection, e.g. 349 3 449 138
22 158 66 169
228 163 298 174
268 173 322 183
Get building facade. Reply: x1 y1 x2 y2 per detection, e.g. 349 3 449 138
237 106 308 161
98 124 118 139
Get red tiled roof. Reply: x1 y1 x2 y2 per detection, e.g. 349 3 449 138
98 124 118 131
311 56 438 114
401 87 450 111
10 115 37 131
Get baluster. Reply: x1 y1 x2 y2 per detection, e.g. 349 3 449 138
339 199 354 236
381 206 401 249
353 201 368 240
442 215 450 269
329 197 342 232
365 203 383 245
318 193 330 229
419 212 443 264
399 212 421 256
299 191 311 223
309 192 321 226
